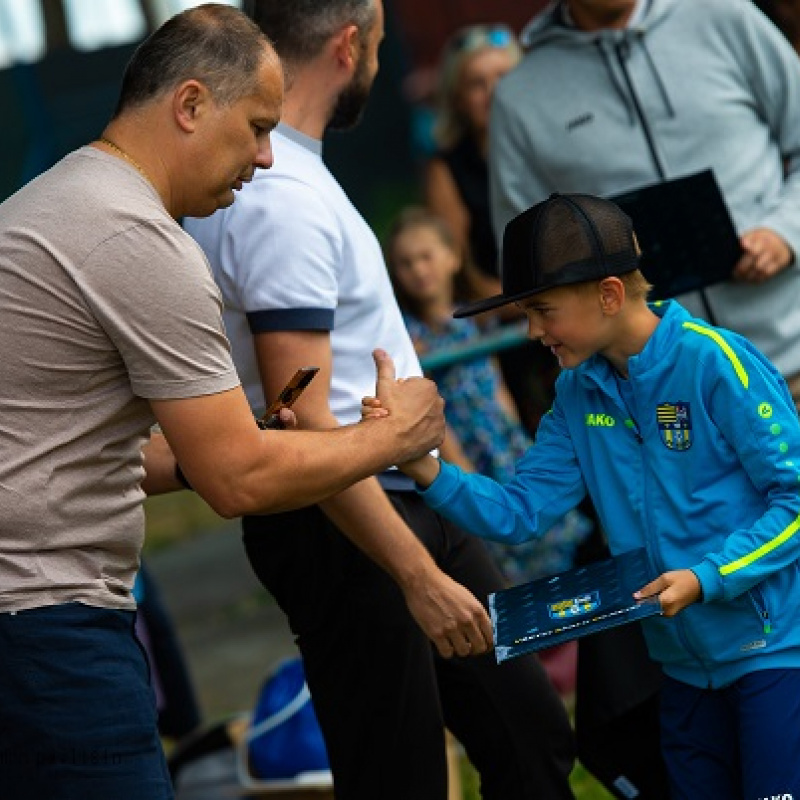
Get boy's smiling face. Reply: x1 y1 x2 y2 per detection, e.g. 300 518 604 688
517 283 613 369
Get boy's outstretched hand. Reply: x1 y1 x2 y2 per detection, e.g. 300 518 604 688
635 569 702 617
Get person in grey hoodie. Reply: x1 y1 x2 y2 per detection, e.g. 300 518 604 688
490 0 800 405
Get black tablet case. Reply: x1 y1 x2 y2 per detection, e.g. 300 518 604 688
610 170 741 301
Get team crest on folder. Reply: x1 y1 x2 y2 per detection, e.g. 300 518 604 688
548 592 600 619
657 402 692 450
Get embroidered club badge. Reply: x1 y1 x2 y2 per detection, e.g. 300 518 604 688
657 401 692 451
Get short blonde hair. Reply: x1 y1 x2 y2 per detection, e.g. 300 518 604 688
620 269 653 300
573 270 653 301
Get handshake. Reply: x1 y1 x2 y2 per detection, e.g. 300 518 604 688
365 349 442 486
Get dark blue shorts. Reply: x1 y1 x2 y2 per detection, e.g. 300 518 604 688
0 602 173 800
660 669 800 800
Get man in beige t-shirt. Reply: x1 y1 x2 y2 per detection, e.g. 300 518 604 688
0 6 471 799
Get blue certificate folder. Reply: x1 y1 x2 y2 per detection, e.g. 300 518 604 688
489 548 662 664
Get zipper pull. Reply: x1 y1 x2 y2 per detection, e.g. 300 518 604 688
624 418 643 444
762 610 771 635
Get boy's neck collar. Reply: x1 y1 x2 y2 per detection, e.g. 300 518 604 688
600 303 661 378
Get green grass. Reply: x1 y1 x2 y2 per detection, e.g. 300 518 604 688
460 757 613 799
142 490 224 553
568 762 616 798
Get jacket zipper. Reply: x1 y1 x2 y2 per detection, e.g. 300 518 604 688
749 586 772 635
622 376 713 684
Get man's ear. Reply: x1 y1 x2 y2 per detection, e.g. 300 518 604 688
332 24 360 74
599 277 625 315
173 80 210 133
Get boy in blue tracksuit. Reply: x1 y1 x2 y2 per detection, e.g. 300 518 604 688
369 194 800 799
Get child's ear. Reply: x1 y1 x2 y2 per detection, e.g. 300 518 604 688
598 277 625 315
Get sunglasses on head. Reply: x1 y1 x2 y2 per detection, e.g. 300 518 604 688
451 25 513 53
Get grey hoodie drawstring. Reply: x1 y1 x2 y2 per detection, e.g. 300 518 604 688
613 36 669 180
637 31 676 118
594 39 636 125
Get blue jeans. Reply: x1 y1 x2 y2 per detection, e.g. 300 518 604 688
661 670 800 800
0 602 173 800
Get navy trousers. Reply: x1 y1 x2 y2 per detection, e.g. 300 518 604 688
661 670 800 800
0 602 173 800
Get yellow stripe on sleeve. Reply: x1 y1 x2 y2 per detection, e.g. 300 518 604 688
719 514 800 576
682 322 749 389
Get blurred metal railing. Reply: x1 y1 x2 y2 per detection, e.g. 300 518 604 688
419 321 529 371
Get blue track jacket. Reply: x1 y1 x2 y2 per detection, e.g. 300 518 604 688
421 301 800 688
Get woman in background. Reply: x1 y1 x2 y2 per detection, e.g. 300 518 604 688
424 24 520 299
423 25 559 434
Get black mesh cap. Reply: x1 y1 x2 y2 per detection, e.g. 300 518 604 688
453 193 640 318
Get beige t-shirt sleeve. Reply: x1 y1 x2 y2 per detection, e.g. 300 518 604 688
78 218 239 399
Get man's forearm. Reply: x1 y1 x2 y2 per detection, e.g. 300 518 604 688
151 357 444 519
319 475 439 588
317 473 495 658
199 416 441 518
141 432 183 496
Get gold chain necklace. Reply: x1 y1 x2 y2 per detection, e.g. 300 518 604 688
97 136 153 185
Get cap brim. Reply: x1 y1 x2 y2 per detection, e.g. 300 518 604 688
453 260 641 318
453 287 544 319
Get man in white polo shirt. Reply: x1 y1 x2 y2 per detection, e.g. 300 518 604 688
185 2 576 799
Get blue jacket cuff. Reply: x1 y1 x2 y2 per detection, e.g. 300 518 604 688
691 559 724 603
417 460 459 506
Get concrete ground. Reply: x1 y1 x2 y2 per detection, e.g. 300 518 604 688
146 522 300 723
